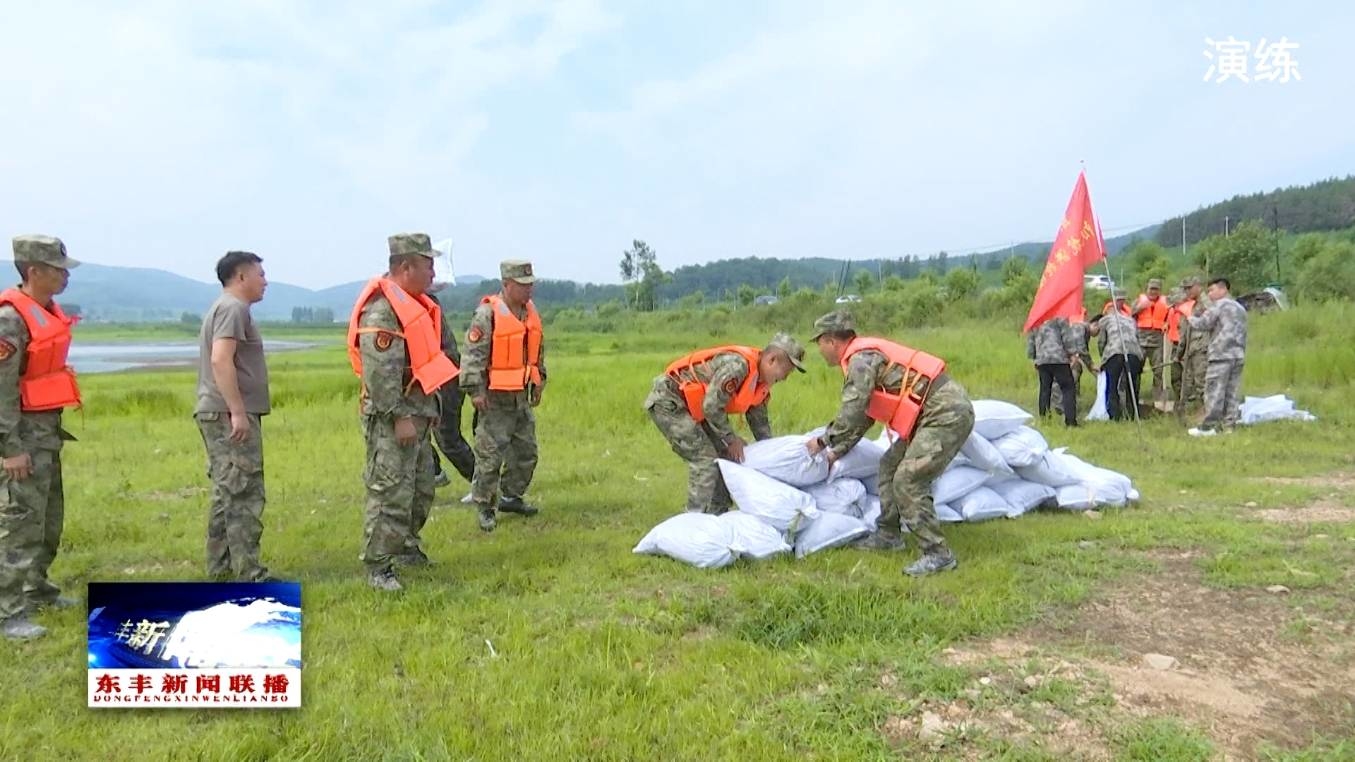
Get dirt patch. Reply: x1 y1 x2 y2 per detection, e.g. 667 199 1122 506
929 553 1355 759
1254 499 1355 524
1258 473 1355 490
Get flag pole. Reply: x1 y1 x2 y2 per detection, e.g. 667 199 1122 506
1085 163 1143 427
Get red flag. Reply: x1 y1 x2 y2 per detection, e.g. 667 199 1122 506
1023 171 1107 332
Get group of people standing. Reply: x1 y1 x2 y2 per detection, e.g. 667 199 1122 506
1025 275 1250 434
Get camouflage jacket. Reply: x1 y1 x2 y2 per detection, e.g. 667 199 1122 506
1068 322 1093 368
1096 311 1143 359
822 349 910 459
654 351 772 444
459 298 548 399
0 304 66 455
1187 296 1247 361
1026 317 1079 365
356 293 440 419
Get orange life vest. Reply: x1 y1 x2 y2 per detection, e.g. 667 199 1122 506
1102 300 1131 316
1135 295 1169 330
840 337 946 440
665 346 769 423
347 277 459 395
483 294 543 392
0 288 81 412
1167 299 1195 344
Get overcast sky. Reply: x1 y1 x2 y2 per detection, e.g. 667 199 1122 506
2 1 1350 289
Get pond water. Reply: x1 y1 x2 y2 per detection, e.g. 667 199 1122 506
68 341 315 374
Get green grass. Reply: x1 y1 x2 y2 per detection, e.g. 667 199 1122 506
2 307 1353 760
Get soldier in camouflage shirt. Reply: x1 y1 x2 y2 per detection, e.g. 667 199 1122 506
1187 277 1248 436
0 236 82 640
645 334 806 514
352 234 454 591
460 260 547 532
1026 316 1081 425
805 311 974 577
1091 290 1144 421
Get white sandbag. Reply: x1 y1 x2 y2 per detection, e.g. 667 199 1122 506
993 426 1049 468
955 486 1011 522
935 502 963 523
860 473 879 495
1087 372 1109 421
1055 451 1134 496
960 430 1014 476
1056 482 1127 511
932 465 990 504
633 513 740 569
718 460 820 534
829 436 887 481
988 478 1056 517
1240 394 1318 424
948 452 974 469
860 495 882 531
806 479 867 517
794 512 870 558
716 512 792 561
1015 450 1082 488
740 435 830 487
972 399 1033 439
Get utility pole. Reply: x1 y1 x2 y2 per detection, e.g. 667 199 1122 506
1225 215 1230 237
1272 204 1282 285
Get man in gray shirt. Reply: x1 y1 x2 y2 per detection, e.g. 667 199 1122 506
194 251 275 581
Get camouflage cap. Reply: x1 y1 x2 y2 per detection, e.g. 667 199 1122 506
1180 275 1202 288
766 332 807 373
500 259 536 284
387 232 439 258
810 310 855 341
1111 288 1128 300
12 235 80 269
1146 278 1162 289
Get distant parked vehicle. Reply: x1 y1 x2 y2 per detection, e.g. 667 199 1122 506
834 294 862 304
753 295 779 306
1084 274 1113 291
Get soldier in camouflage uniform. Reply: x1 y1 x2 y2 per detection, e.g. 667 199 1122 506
1131 278 1169 407
0 236 82 640
1051 313 1092 416
194 251 277 583
460 260 547 532
805 311 974 577
1026 316 1080 425
353 234 454 591
1173 277 1210 419
1091 290 1144 421
645 334 807 514
1187 277 1248 436
425 284 475 488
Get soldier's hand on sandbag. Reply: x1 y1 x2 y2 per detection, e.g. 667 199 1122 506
724 436 746 464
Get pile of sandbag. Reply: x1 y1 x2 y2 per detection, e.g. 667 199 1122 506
1239 394 1317 425
633 399 1139 569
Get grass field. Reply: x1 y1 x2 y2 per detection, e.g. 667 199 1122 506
2 304 1353 761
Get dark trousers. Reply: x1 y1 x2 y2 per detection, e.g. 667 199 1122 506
1103 354 1144 421
1036 363 1077 425
431 383 476 482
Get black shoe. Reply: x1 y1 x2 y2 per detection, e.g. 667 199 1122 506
498 496 539 516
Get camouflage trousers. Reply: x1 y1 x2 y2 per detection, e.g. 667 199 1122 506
1139 329 1166 404
1049 360 1083 414
1201 359 1244 430
196 413 269 581
470 392 538 508
876 378 974 553
1176 349 1207 414
361 415 435 573
645 379 732 514
0 447 65 620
